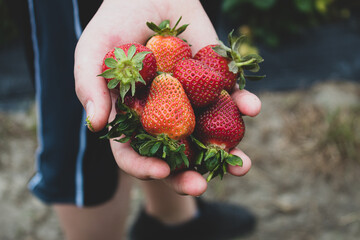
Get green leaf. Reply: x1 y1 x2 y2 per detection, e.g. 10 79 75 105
132 51 151 64
99 69 116 79
174 154 183 167
207 164 220 182
172 16 182 31
104 58 118 68
222 163 227 175
117 100 129 111
195 151 204 165
162 145 167 158
137 76 146 85
115 136 131 143
127 45 137 59
150 141 162 155
119 84 131 102
139 141 155 156
242 54 264 63
225 154 243 166
131 80 136 96
175 144 185 153
204 148 218 161
176 24 189 36
107 78 120 89
212 45 228 58
245 75 266 81
136 133 154 140
190 135 207 149
247 63 261 72
205 157 219 171
233 35 247 53
112 114 128 125
146 21 162 32
159 20 170 29
114 47 127 60
228 61 238 74
239 73 246 90
180 152 189 167
220 149 228 163
227 29 234 49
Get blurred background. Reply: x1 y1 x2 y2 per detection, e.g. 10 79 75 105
0 0 359 239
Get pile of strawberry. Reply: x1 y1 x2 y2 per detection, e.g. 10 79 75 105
99 17 264 181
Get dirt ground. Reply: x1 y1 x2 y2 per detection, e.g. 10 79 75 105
0 80 359 240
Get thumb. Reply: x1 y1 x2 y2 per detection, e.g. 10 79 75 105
74 41 111 132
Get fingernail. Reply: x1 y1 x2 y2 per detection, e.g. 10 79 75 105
85 101 95 131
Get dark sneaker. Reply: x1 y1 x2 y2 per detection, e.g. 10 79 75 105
128 198 256 240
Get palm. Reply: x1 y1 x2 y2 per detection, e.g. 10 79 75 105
75 0 261 195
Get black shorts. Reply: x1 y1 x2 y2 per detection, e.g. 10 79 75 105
27 0 118 207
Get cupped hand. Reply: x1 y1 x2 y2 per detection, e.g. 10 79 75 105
74 0 261 196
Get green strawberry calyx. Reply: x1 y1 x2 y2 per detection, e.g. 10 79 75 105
131 133 190 171
191 136 243 182
100 99 141 143
98 45 150 102
146 16 189 37
212 30 266 90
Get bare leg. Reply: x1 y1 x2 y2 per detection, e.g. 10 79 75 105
140 180 197 225
54 170 132 240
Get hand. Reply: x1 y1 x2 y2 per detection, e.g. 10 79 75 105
74 0 261 196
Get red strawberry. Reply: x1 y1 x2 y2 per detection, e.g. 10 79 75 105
194 31 265 91
193 90 245 181
146 17 192 73
194 45 237 92
135 73 196 170
102 90 149 142
173 58 224 108
196 90 245 150
99 43 157 101
121 88 149 117
141 73 195 140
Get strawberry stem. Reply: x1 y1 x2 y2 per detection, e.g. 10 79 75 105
131 133 190 171
98 45 150 102
191 135 242 181
146 16 189 37
100 99 142 142
212 31 265 90
235 58 257 67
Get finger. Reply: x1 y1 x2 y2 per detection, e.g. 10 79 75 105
164 170 208 196
231 89 262 117
74 1 162 132
227 148 252 176
110 140 170 180
74 47 111 132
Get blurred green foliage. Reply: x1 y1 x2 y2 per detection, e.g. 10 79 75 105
222 0 359 47
0 0 18 46
324 107 360 163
